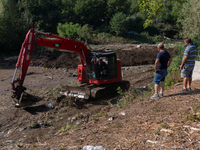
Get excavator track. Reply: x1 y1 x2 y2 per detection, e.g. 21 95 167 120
60 80 130 100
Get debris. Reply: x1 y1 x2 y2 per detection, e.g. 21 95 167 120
45 75 53 79
6 140 15 144
119 112 126 116
19 128 24 131
71 116 77 122
190 127 200 131
83 145 105 150
146 140 160 144
68 72 77 77
160 129 173 133
48 103 54 109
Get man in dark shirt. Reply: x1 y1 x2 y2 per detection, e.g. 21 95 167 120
151 43 172 99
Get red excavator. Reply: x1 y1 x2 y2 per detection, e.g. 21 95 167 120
11 29 130 107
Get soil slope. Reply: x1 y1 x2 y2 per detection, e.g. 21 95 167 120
1 44 197 150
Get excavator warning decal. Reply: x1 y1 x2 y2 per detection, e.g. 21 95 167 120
54 43 61 47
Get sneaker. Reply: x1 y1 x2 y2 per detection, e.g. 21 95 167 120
179 88 188 93
151 94 159 99
158 93 164 97
187 87 191 92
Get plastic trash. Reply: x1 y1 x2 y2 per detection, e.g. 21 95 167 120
83 146 105 150
48 103 54 109
94 146 105 150
83 145 94 150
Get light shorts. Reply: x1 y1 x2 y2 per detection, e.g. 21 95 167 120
154 69 168 84
181 66 194 78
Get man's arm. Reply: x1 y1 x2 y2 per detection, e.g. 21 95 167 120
155 58 160 73
180 55 188 69
167 58 172 68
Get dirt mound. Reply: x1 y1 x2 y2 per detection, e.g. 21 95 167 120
1 46 174 69
30 50 80 69
116 47 174 66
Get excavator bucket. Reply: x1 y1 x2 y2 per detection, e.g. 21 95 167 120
12 92 36 107
11 85 37 107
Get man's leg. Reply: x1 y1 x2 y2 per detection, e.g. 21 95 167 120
151 84 159 99
154 84 159 94
179 77 188 93
160 81 165 94
183 78 187 89
151 73 160 99
187 77 192 87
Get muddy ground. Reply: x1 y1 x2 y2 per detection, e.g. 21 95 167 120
1 44 200 150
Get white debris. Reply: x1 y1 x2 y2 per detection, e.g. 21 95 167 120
146 140 160 144
160 129 173 133
119 112 126 116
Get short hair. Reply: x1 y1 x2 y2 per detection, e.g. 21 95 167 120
158 43 164 49
184 37 192 43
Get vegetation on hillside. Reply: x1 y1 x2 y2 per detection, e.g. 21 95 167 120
0 0 200 57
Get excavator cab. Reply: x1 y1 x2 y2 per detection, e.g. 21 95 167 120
88 50 118 81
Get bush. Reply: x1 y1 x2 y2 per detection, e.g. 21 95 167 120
77 24 94 43
57 22 81 39
110 12 129 36
164 43 185 87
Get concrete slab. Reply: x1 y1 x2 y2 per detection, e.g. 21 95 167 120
193 61 200 81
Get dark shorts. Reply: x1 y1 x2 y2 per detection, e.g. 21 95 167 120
181 66 194 78
154 69 168 84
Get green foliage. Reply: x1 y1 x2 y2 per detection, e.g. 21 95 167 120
138 0 187 28
164 43 185 87
138 0 164 28
77 24 94 43
106 0 131 19
57 22 81 39
110 12 128 36
161 122 169 128
180 0 200 38
23 0 63 33
74 0 106 26
117 87 125 95
56 124 80 135
168 43 185 73
0 0 30 56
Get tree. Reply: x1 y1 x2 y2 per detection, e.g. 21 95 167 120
74 0 106 26
110 12 128 36
57 22 81 38
0 0 29 55
106 0 131 19
138 0 187 28
181 0 200 38
22 0 63 33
